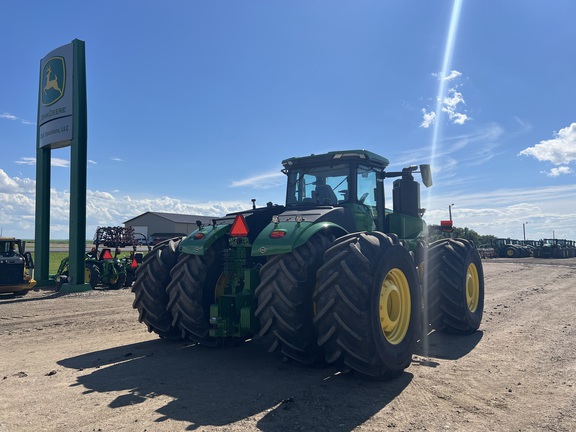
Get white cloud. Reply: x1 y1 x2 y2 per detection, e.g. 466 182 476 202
15 157 70 168
231 172 285 189
432 70 461 81
0 169 250 238
0 169 35 193
545 166 572 177
111 157 123 162
1 113 17 121
518 122 576 165
420 70 470 128
441 89 470 125
1 112 35 125
420 109 436 128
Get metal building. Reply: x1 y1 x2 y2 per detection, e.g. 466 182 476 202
123 212 217 244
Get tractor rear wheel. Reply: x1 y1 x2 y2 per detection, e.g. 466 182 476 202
85 263 100 289
424 239 484 334
131 239 181 339
166 239 226 347
124 269 135 287
314 232 420 379
505 246 517 258
108 266 126 290
254 233 334 364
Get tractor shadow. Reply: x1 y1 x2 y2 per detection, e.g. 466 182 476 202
0 288 60 304
415 329 484 363
58 339 412 431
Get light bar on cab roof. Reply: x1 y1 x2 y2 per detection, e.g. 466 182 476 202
333 152 366 159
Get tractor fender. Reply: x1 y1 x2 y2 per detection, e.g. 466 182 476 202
252 221 347 257
179 223 230 256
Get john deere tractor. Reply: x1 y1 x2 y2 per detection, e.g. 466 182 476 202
0 237 36 296
132 150 484 379
55 227 143 290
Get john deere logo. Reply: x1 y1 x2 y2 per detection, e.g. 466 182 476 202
42 56 65 106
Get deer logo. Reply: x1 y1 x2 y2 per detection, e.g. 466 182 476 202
41 57 66 106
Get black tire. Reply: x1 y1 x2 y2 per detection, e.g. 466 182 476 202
55 271 68 291
314 232 420 379
505 246 518 258
166 239 226 346
124 268 135 287
254 233 334 364
424 238 484 334
131 239 181 339
86 263 101 289
108 265 126 290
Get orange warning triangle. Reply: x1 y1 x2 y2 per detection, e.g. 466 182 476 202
230 215 249 237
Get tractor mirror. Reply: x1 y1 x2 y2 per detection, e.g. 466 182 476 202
420 164 433 188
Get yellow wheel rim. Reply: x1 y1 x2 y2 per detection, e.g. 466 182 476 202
85 267 91 281
379 268 411 345
466 263 480 313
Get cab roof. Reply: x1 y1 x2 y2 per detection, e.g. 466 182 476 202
282 150 390 170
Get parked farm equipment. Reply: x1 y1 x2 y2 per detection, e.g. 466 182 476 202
55 227 145 290
492 238 532 258
533 238 576 258
0 237 36 296
132 150 485 379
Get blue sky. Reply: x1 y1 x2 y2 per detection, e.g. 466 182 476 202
1 0 575 241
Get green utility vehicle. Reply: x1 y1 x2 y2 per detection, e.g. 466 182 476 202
132 150 484 379
55 227 143 290
0 237 36 296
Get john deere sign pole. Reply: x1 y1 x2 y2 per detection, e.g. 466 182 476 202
35 39 90 292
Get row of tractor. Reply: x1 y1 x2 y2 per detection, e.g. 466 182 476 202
131 150 485 379
533 238 576 258
490 237 576 259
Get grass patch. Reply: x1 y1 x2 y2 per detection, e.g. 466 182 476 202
49 252 69 274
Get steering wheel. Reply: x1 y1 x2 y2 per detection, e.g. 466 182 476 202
359 192 369 203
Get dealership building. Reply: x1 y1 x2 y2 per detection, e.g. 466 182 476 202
123 212 217 242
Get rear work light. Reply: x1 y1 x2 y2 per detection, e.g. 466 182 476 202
230 214 249 237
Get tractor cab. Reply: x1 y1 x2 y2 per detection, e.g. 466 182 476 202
0 237 36 295
281 150 432 239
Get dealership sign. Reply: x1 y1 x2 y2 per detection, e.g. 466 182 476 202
38 42 74 149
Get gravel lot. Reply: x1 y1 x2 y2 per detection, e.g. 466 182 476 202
1 258 575 431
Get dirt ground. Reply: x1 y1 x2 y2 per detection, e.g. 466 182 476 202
1 258 575 432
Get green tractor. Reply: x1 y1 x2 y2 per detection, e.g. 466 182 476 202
132 150 484 379
55 227 143 290
0 237 36 296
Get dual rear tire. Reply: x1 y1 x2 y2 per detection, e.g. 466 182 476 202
424 238 484 334
314 232 420 379
131 239 182 339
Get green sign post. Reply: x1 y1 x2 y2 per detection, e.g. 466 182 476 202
34 39 90 293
